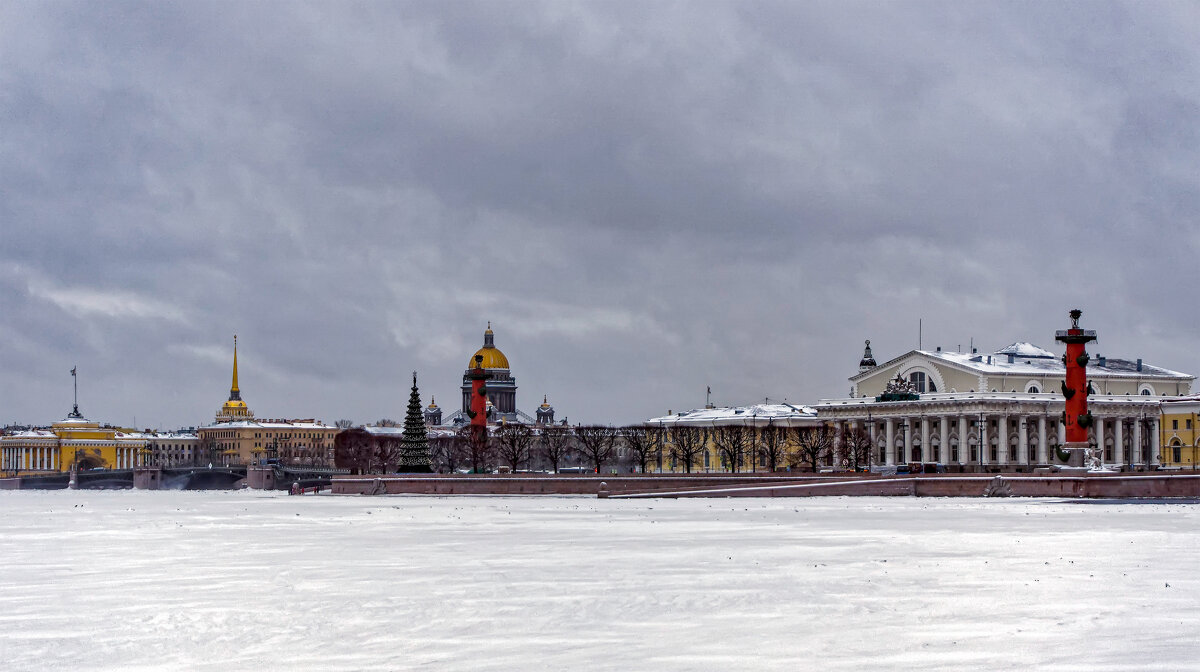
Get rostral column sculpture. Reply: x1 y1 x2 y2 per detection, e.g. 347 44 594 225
1055 309 1098 468
465 354 491 455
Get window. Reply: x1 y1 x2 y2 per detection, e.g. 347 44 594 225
1173 420 1179 430
908 372 928 393
1141 389 1151 396
1188 420 1193 430
1174 446 1182 463
1028 386 1040 394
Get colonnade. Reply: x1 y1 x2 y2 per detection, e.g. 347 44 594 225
1 445 146 472
846 412 1161 469
2 446 60 472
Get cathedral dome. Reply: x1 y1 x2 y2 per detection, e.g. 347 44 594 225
467 324 510 369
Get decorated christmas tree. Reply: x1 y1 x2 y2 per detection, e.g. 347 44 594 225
400 372 432 472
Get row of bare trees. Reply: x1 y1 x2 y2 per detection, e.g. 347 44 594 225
421 422 875 474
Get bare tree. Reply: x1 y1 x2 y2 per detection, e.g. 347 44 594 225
759 421 788 472
458 424 493 474
375 437 404 473
495 423 535 471
335 419 355 429
429 434 463 473
620 426 655 473
333 429 375 474
646 425 666 473
711 424 750 473
538 425 574 473
840 426 873 472
668 426 707 474
791 424 835 472
574 425 618 474
376 418 399 428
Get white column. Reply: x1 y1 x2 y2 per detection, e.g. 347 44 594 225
1058 420 1066 448
1115 418 1125 465
957 416 968 464
903 420 912 464
980 417 989 466
1094 417 1105 464
1038 415 1048 465
1151 419 1161 466
939 416 951 465
1018 416 1029 466
1133 420 1143 466
885 418 895 466
920 418 930 463
998 416 1009 465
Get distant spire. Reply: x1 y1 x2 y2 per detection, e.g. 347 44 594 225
229 335 242 401
859 339 877 372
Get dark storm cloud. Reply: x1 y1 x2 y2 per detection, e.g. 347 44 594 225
1 1 1198 427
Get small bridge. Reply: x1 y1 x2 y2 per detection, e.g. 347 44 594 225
2 466 248 491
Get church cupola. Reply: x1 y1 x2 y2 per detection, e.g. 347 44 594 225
424 396 442 426
536 395 555 425
859 339 877 372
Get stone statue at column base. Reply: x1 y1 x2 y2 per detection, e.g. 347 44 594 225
1056 441 1090 474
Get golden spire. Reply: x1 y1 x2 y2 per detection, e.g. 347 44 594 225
230 335 240 397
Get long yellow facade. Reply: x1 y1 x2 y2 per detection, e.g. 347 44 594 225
0 416 146 475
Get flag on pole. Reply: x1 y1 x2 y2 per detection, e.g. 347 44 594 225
71 367 76 377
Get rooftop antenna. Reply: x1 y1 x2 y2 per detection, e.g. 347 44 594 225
919 318 923 350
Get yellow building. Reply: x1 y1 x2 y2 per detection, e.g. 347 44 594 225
1160 397 1200 468
197 336 338 466
1 412 147 475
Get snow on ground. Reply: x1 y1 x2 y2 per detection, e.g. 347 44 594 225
1 491 1197 671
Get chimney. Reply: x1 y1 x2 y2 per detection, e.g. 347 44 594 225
936 346 942 353
1098 355 1106 367
972 347 978 354
1137 359 1143 372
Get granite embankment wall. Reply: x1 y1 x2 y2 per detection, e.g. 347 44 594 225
332 474 843 496
331 472 1200 499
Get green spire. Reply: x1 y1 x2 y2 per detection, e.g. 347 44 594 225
399 371 432 472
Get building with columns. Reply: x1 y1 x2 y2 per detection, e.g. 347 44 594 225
815 340 1193 472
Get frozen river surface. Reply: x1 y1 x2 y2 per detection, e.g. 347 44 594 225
1 491 1198 671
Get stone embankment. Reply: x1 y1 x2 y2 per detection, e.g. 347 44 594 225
331 472 1200 499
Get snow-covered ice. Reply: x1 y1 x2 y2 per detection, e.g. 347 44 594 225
1 491 1197 671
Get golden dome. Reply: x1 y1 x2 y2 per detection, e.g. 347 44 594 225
468 345 510 369
467 323 510 369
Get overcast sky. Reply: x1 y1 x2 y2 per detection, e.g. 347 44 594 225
2 2 1198 429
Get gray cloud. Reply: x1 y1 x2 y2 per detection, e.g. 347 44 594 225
1 1 1198 428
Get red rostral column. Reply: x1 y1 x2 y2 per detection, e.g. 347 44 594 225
466 354 490 430
1055 309 1097 448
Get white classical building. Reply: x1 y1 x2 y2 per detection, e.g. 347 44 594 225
814 340 1193 472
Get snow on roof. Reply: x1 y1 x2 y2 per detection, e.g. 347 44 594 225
816 391 1170 408
993 342 1056 359
855 346 1192 381
646 403 818 426
201 419 337 430
362 426 405 436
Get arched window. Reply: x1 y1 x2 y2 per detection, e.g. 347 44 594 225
908 372 928 393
